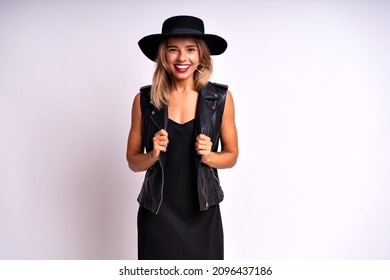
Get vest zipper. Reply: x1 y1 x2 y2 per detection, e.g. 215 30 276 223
154 158 164 214
200 120 214 210
150 113 165 215
209 166 220 183
199 162 209 210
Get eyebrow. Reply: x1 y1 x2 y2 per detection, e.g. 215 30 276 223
166 44 198 48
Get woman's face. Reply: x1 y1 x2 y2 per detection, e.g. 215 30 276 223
165 36 200 82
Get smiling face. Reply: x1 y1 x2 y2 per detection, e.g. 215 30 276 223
165 37 200 83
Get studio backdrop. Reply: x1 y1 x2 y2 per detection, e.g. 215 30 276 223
1 0 389 259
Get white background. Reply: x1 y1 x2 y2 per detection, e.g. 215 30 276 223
1 0 389 259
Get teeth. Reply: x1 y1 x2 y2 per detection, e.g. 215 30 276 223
175 65 190 69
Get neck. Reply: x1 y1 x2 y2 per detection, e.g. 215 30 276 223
171 79 195 95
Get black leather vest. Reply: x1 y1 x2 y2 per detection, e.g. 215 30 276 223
137 82 228 214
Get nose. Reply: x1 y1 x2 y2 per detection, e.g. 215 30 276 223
177 51 186 62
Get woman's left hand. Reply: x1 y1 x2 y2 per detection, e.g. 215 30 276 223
195 134 213 163
195 90 238 169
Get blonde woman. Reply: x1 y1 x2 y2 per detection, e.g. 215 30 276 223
126 15 238 260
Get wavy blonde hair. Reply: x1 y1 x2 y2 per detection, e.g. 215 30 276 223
150 37 213 109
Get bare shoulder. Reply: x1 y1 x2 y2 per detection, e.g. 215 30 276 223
226 89 234 101
130 92 142 126
224 90 235 115
132 92 141 111
133 92 141 104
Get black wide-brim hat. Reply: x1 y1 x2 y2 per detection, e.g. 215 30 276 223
138 15 228 61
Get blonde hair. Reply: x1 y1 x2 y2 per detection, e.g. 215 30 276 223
150 38 213 109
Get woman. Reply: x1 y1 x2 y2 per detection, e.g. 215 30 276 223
126 15 238 260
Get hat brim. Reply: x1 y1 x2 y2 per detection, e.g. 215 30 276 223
138 33 227 61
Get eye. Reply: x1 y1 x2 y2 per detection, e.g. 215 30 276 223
167 48 178 53
187 47 196 52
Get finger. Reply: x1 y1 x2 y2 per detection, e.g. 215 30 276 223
154 130 169 143
154 129 168 139
197 140 212 148
197 149 211 156
198 134 210 141
153 136 168 148
155 139 168 148
196 144 212 154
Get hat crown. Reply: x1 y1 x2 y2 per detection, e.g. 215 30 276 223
138 15 227 61
162 15 205 35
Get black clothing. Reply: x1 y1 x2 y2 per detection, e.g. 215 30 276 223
137 119 224 260
138 82 228 213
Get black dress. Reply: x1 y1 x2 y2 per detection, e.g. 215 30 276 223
137 119 224 260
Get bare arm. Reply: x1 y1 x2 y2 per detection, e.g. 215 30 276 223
195 90 239 169
126 93 169 172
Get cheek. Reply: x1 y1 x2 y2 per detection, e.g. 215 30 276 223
166 54 176 64
190 55 200 65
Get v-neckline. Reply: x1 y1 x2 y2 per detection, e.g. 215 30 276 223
168 118 195 126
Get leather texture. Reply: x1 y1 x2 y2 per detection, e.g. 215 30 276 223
137 82 228 214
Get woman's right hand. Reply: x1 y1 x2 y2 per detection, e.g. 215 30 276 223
152 129 169 159
127 94 169 172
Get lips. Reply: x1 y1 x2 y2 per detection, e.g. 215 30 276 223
174 64 191 73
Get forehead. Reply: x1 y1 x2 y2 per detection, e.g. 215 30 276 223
166 36 197 46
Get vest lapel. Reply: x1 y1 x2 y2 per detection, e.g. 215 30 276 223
150 106 168 131
195 82 220 134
